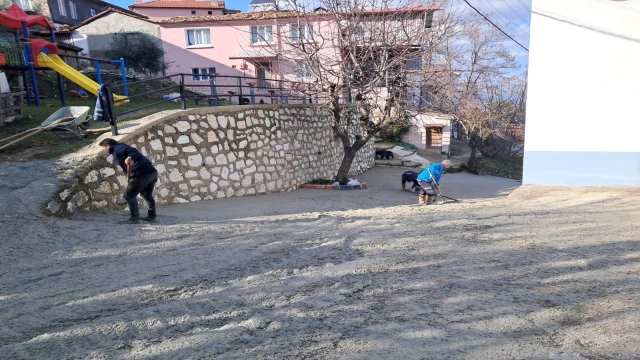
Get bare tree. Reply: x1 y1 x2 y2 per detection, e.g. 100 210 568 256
248 0 449 184
418 3 525 171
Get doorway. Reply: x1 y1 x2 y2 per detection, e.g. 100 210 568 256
255 62 271 88
425 126 443 149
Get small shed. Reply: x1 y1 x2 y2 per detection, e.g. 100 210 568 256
402 111 453 154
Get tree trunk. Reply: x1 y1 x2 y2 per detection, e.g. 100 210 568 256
467 132 481 174
335 146 363 185
467 145 479 174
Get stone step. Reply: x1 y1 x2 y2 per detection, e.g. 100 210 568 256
375 160 421 167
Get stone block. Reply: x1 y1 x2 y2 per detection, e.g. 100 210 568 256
169 169 183 182
85 170 98 184
188 154 203 167
215 154 227 165
150 139 163 151
100 167 116 177
175 121 190 132
177 135 190 144
185 170 198 178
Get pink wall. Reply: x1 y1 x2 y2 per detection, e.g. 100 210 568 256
160 18 336 79
161 21 264 78
132 8 224 21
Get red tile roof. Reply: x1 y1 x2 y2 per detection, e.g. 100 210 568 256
130 0 226 9
161 7 438 24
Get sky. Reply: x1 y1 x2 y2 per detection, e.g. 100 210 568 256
449 0 532 68
107 0 532 67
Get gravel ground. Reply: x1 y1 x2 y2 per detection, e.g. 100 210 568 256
1 162 639 360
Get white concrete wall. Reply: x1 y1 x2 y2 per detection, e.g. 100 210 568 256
73 13 161 59
523 0 640 186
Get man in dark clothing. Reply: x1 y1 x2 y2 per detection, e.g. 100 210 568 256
99 138 158 224
401 170 420 192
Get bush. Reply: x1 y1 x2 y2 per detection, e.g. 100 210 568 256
378 115 411 143
105 32 164 76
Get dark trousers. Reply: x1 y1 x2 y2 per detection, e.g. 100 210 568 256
125 172 158 218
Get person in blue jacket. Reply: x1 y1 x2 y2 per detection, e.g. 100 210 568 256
416 160 451 205
100 138 158 224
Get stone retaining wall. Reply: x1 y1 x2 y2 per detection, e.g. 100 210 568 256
43 105 375 216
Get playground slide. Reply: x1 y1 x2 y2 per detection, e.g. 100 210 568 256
36 53 128 106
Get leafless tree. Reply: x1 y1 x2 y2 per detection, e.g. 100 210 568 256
250 0 450 183
417 3 526 171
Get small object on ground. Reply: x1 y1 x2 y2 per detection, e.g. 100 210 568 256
116 198 128 205
347 178 360 186
163 93 181 102
70 90 89 98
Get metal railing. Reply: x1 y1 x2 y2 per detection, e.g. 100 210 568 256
104 73 319 135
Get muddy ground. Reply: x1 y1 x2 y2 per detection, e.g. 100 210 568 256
1 162 639 359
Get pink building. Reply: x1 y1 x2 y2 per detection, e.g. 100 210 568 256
130 0 238 22
159 8 436 104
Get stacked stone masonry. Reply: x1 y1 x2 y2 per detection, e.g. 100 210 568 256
43 105 375 216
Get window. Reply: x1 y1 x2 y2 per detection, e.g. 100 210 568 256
207 10 212 15
57 0 66 16
296 63 310 78
407 57 422 70
250 25 273 44
186 28 211 47
191 67 216 81
12 0 32 11
191 10 196 14
69 1 77 19
90 8 97 16
290 23 313 43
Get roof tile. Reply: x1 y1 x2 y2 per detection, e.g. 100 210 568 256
131 0 226 9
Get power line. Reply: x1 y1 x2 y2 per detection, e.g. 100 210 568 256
496 0 531 28
459 0 529 51
515 0 532 13
478 0 529 36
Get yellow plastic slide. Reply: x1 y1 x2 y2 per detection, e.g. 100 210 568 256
37 53 128 106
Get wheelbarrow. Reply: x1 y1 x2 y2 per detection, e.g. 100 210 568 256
41 106 92 139
0 106 92 152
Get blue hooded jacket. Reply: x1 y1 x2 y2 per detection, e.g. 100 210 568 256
417 163 445 185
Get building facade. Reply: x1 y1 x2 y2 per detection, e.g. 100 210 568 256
523 0 640 186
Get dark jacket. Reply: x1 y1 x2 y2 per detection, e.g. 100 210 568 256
110 143 157 178
401 171 418 183
94 83 112 125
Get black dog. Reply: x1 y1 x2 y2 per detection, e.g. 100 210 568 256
376 150 394 160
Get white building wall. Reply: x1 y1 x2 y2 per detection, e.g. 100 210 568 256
523 0 640 186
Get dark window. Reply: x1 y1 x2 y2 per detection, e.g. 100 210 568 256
207 10 212 15
191 10 196 14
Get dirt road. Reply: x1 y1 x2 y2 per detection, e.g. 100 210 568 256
1 163 639 359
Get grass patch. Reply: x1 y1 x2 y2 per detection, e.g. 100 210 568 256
478 156 523 180
0 98 98 161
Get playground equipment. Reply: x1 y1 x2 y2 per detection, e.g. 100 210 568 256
0 4 127 107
